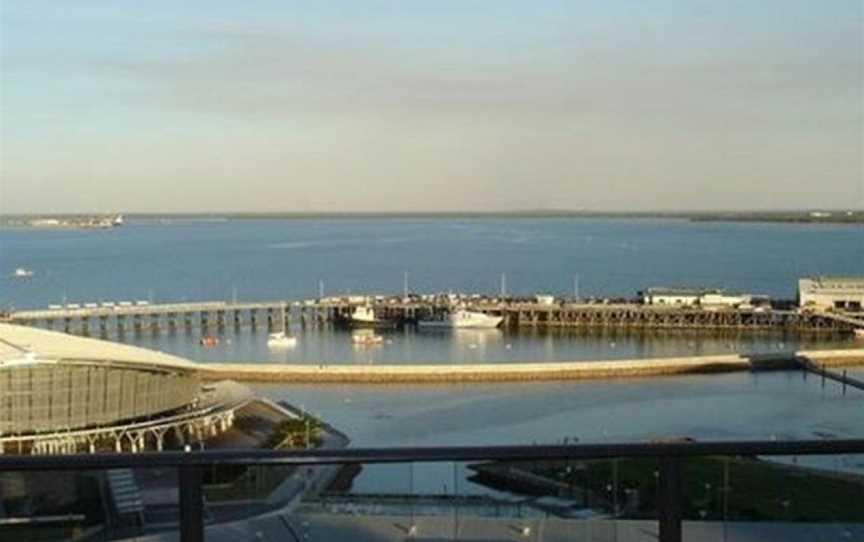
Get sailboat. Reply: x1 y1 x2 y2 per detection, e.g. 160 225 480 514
268 304 297 348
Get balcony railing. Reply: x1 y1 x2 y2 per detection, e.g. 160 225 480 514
1 439 864 542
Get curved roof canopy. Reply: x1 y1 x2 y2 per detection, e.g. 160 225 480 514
0 323 199 371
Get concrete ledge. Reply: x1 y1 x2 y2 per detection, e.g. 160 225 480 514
197 349 864 384
801 349 864 368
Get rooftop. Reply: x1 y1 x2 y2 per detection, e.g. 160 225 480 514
644 287 725 296
802 276 864 284
0 323 198 371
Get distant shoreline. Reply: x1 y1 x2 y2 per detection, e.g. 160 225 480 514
2 210 862 225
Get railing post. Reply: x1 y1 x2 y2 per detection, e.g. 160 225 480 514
179 464 204 542
658 456 682 542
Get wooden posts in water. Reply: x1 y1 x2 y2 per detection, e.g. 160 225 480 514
10 297 861 338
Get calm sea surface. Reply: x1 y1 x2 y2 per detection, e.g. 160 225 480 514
256 372 864 492
1 218 860 363
2 218 863 489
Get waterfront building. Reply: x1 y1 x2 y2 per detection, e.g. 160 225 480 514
641 287 752 308
799 276 864 310
0 323 247 454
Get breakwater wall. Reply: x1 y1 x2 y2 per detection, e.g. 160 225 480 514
198 349 864 384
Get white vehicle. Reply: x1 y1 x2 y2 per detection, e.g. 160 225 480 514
418 309 503 329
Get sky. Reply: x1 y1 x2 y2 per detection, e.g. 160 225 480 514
1 1 862 213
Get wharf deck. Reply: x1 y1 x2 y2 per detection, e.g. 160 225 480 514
6 301 289 321
5 297 862 334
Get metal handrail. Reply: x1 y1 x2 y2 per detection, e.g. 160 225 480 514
1 438 863 470
2 439 863 542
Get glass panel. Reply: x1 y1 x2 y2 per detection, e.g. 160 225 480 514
717 453 864 542
0 467 181 541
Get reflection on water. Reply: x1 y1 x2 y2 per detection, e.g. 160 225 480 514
95 324 853 365
253 371 864 493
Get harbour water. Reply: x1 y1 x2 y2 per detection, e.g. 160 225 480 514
1 218 861 363
255 371 864 493
2 217 863 494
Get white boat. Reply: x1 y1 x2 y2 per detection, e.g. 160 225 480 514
351 305 378 324
350 305 392 326
12 268 34 278
113 214 124 226
418 308 503 329
268 304 297 348
267 331 298 348
352 331 384 346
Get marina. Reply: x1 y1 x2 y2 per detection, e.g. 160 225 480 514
4 295 862 335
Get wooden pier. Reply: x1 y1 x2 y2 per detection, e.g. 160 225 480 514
3 295 862 335
2 301 313 335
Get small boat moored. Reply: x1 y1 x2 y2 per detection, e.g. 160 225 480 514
199 336 220 348
268 331 298 348
418 308 503 329
352 330 384 346
268 303 298 348
349 305 393 327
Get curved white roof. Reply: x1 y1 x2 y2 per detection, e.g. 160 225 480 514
0 323 199 371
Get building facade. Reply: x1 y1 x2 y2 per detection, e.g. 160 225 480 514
642 288 752 308
0 323 244 454
799 277 864 310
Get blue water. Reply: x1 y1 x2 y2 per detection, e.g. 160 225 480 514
254 371 864 493
3 218 864 493
1 218 861 363
2 218 861 307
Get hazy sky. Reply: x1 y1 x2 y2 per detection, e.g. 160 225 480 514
1 1 862 213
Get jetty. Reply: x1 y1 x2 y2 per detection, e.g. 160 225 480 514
197 349 864 384
4 295 862 335
797 355 864 393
